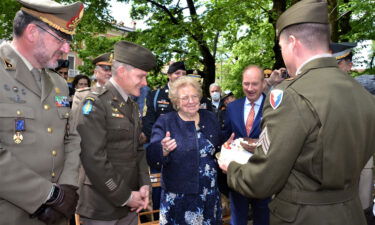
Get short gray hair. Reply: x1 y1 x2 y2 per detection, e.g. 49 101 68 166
209 83 221 91
111 60 135 77
169 76 202 111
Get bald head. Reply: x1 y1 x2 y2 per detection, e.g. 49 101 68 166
242 65 264 103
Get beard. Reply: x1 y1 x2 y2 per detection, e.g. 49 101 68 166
33 38 62 69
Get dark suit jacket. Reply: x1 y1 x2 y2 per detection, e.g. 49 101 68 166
222 94 266 140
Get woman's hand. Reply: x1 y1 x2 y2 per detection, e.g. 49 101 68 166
161 131 177 156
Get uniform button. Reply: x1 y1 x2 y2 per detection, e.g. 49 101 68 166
51 172 56 177
161 108 164 111
47 127 53 133
52 150 57 156
157 162 160 165
44 104 50 110
210 135 213 137
202 125 205 128
65 112 69 118
16 110 21 116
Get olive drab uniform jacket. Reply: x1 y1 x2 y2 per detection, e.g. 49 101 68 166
0 43 81 225
227 57 375 225
76 82 150 220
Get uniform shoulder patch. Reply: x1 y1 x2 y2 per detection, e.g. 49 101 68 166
270 89 283 110
82 97 95 115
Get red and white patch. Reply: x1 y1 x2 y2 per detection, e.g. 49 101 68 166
270 89 284 110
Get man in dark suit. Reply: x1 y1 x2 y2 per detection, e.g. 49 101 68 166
222 65 270 225
76 41 155 225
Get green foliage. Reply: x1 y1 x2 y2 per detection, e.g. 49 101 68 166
0 0 21 40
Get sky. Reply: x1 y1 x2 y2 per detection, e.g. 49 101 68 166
109 0 146 29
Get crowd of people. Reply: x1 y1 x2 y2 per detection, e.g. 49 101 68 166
1 0 375 225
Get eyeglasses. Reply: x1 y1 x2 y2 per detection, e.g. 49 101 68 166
179 95 200 102
35 24 70 45
58 71 69 76
99 65 112 72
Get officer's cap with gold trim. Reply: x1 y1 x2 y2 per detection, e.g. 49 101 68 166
330 42 357 61
92 53 113 66
17 0 84 35
276 0 328 37
114 41 156 72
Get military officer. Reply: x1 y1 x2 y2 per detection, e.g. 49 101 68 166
71 52 112 129
76 40 155 225
0 0 84 224
219 0 375 225
331 42 375 222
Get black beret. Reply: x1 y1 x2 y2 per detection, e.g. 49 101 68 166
167 61 186 74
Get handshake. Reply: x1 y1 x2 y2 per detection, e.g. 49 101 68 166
31 184 78 225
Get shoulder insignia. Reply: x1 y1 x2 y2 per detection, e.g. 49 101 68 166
2 58 15 70
270 89 283 110
82 98 94 115
77 87 91 92
285 77 295 81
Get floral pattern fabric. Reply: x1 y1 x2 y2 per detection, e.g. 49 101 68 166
159 131 222 225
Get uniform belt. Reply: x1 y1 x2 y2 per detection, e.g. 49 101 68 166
276 187 356 205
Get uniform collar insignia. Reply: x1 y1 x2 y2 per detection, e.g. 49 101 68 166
270 89 283 110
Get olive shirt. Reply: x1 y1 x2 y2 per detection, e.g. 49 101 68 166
227 57 375 225
76 81 150 220
0 42 80 225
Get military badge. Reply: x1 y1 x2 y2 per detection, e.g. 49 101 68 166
14 118 25 144
258 126 270 155
270 89 283 110
82 99 94 115
55 96 70 107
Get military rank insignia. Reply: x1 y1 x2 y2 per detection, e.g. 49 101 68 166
55 96 70 107
14 118 25 144
82 97 94 115
270 89 283 110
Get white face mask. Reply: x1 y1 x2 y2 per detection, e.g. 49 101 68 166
211 91 221 101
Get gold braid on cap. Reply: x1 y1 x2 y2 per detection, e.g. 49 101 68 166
21 7 82 35
335 51 351 60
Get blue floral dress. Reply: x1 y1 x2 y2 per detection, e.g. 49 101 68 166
159 130 222 225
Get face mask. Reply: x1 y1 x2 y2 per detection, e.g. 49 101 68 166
211 91 221 101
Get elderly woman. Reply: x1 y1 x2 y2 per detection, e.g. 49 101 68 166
147 76 223 224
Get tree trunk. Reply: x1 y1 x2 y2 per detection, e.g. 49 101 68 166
327 0 339 41
270 0 287 69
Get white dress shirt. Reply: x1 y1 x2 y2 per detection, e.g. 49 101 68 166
243 95 264 125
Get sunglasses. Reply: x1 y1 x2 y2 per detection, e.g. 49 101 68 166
99 65 112 72
58 71 69 76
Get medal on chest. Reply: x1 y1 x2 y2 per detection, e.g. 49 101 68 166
13 118 25 144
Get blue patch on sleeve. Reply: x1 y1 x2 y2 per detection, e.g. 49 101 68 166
82 99 93 115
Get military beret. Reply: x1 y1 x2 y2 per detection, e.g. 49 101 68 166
167 61 186 74
17 0 84 35
330 42 357 60
276 0 328 37
92 53 113 66
114 41 156 72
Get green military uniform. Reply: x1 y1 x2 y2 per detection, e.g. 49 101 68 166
227 0 375 224
0 0 83 224
76 40 155 221
76 82 150 220
0 42 81 224
227 57 375 225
